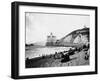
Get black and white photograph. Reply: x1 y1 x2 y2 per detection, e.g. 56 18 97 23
11 2 97 79
25 12 90 68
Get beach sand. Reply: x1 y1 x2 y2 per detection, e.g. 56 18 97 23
26 50 89 68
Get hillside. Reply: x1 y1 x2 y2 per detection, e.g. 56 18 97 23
56 27 89 46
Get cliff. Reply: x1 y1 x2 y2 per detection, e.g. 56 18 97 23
56 27 89 46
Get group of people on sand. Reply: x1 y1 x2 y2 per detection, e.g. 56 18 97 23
26 43 90 64
53 43 90 63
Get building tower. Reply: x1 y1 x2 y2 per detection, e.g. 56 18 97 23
46 33 56 46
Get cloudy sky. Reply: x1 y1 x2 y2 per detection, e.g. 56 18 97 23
25 12 90 44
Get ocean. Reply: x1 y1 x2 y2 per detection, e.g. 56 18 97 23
25 46 71 59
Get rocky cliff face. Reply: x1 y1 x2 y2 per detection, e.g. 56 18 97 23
73 34 88 44
56 27 89 45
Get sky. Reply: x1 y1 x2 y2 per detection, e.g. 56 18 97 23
25 12 90 44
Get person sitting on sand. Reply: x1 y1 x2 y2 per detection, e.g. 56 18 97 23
84 49 90 60
61 53 70 63
68 48 75 55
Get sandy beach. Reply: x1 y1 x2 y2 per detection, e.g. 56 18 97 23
25 47 89 68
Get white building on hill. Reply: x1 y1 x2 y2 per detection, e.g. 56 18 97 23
46 33 57 46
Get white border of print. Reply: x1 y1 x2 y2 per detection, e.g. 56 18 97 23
19 5 95 76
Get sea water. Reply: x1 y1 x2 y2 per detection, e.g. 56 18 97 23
25 46 71 59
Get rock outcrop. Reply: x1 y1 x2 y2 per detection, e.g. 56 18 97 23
56 27 89 46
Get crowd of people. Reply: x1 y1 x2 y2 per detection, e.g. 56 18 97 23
53 44 90 63
26 43 90 64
